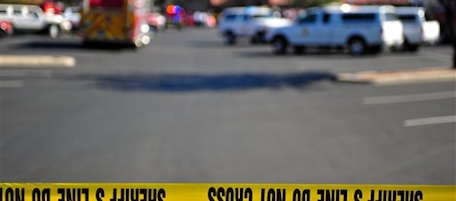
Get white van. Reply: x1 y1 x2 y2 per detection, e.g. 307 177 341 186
218 6 292 45
0 4 70 38
265 4 404 55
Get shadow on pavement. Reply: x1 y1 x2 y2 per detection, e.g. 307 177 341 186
11 40 130 51
78 71 336 92
236 49 380 58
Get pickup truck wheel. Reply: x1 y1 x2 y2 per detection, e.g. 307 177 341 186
272 37 287 55
250 32 265 44
250 37 258 45
348 38 366 56
49 24 60 38
402 38 420 53
404 44 420 52
224 32 236 45
0 30 5 38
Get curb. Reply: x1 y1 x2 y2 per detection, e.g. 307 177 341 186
0 55 76 68
337 67 456 85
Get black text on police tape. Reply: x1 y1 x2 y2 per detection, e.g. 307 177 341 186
207 187 424 201
0 188 25 201
0 188 166 201
207 187 253 201
208 188 302 201
96 188 165 201
358 190 423 201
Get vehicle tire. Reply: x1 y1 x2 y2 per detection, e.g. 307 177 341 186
251 31 265 44
406 44 420 52
149 25 158 33
250 37 258 45
224 32 236 45
293 46 305 55
49 24 60 38
0 29 6 38
389 45 400 52
402 38 420 53
272 36 288 55
348 37 366 56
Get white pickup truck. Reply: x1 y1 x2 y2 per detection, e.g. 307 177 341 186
265 4 404 55
218 6 292 45
396 7 440 52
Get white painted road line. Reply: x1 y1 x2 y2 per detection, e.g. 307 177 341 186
0 69 52 78
404 115 456 127
364 91 456 105
1 55 75 68
0 80 23 88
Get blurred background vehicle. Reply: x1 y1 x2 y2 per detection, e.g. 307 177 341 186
0 4 70 38
265 4 404 55
185 12 196 27
80 0 152 48
165 4 186 30
63 6 81 31
218 6 292 45
145 12 166 32
192 11 217 27
0 20 13 38
396 6 440 52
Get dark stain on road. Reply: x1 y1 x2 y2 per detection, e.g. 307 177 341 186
78 72 336 92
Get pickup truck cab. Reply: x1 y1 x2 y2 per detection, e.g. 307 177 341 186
265 4 404 55
395 7 440 52
218 6 292 45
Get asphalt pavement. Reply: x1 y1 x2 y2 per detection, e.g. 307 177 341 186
1 29 455 184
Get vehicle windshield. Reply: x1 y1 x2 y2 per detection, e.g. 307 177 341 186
398 14 416 22
252 13 274 18
384 12 399 21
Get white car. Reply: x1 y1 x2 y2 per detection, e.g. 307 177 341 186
265 4 404 55
0 4 70 38
218 6 292 45
396 7 440 52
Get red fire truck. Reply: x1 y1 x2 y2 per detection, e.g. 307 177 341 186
80 0 151 47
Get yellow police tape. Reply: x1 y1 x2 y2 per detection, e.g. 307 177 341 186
1 183 455 201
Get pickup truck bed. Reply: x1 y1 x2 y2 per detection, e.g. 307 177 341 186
396 7 440 51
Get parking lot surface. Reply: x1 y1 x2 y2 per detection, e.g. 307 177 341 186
1 29 454 184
